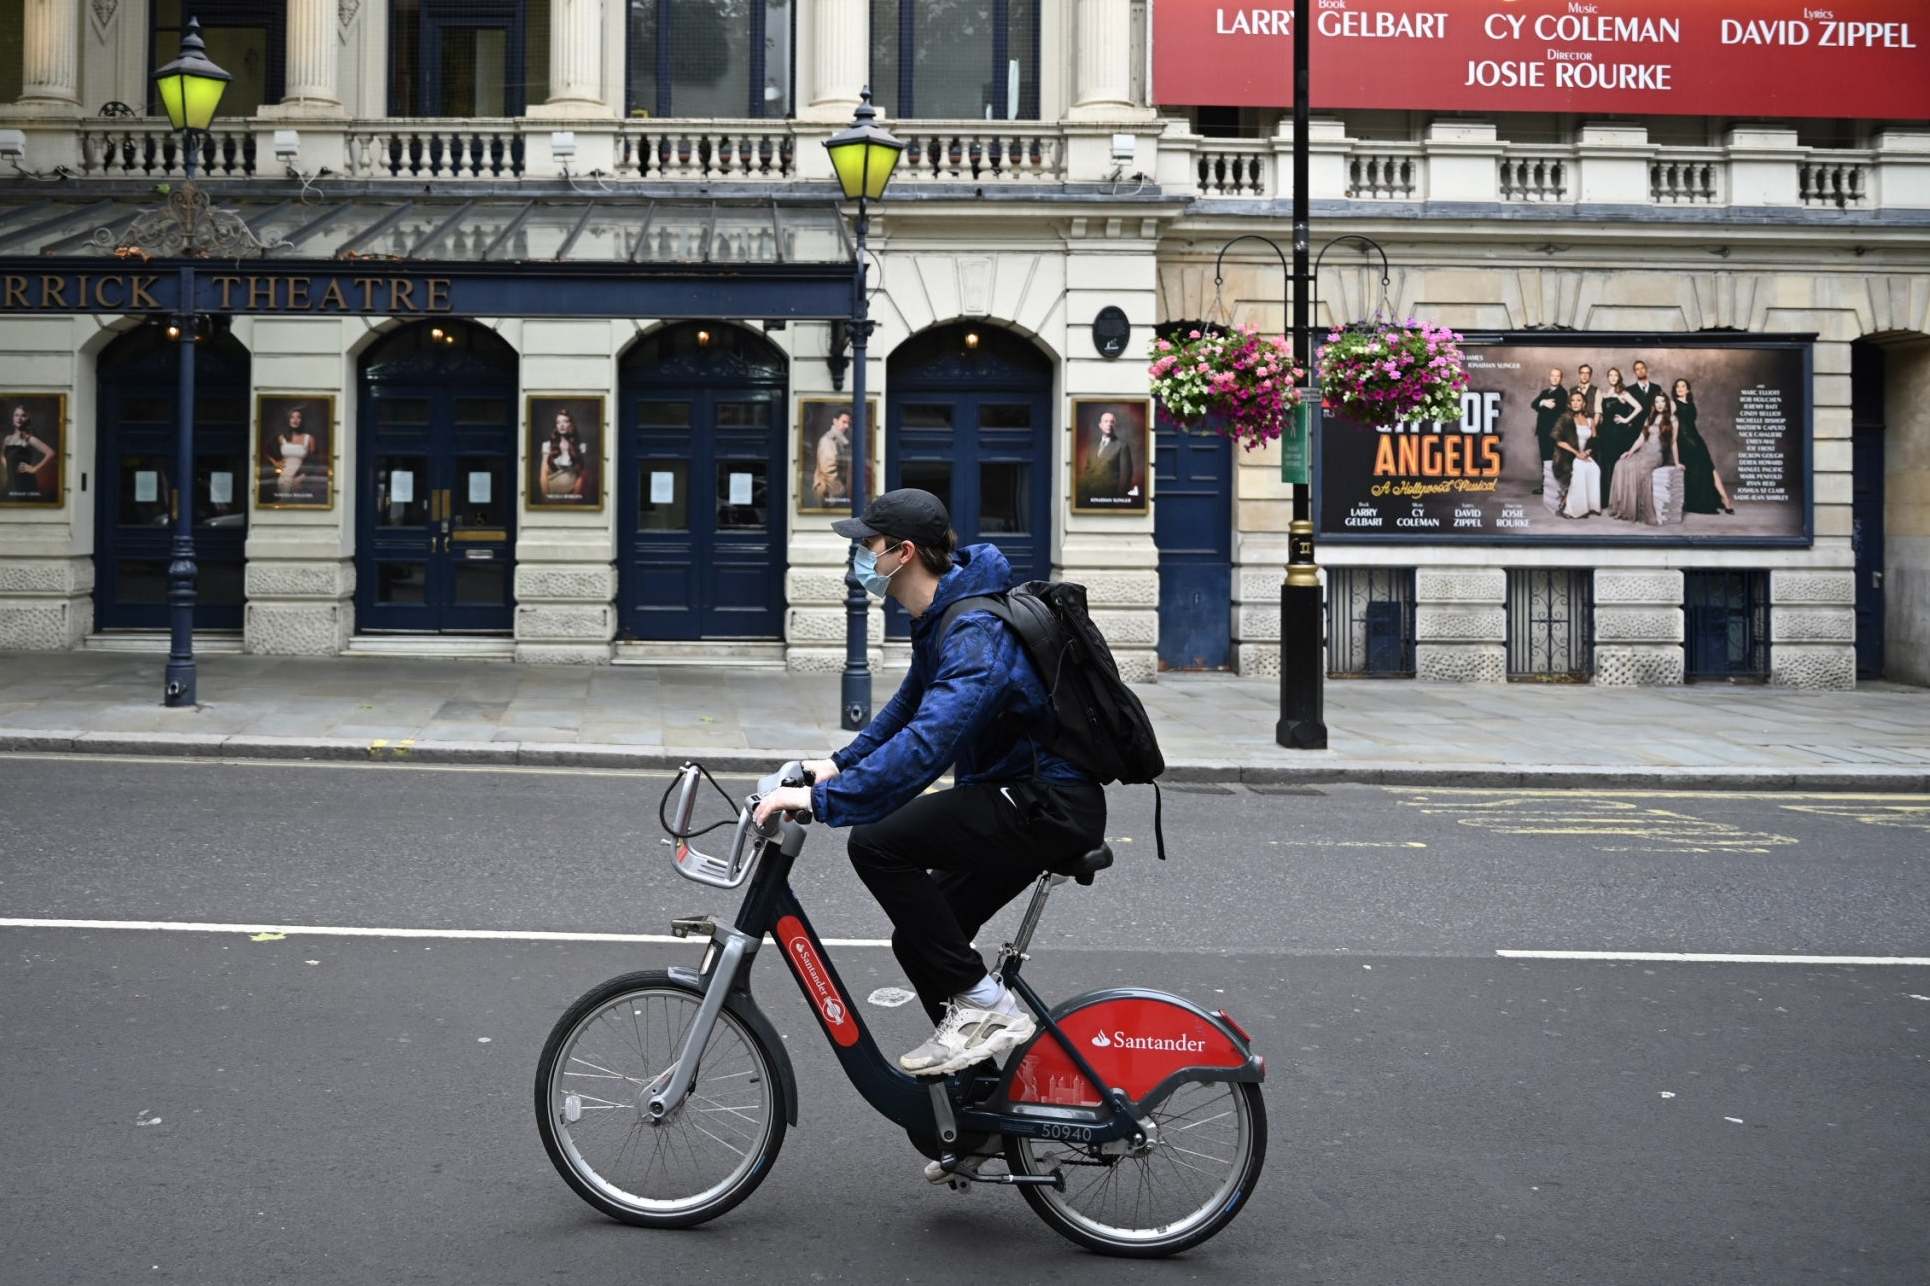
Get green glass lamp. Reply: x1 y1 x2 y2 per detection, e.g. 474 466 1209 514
153 17 231 132
824 88 905 202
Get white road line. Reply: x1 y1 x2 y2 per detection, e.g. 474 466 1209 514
0 916 895 948
1498 949 1930 966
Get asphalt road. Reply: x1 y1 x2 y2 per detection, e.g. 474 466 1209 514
3 754 1928 1285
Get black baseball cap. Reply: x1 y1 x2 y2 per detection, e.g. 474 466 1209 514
832 488 951 545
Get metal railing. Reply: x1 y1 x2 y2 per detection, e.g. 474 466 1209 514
1506 568 1593 681
1684 570 1770 681
1326 567 1417 678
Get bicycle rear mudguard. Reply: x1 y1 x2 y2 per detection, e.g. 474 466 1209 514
995 988 1263 1115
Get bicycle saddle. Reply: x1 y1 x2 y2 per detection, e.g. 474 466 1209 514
1049 843 1114 886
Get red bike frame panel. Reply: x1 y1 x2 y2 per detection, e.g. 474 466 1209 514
1006 996 1250 1107
776 913 860 1048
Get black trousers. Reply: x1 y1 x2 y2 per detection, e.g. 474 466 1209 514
848 781 1107 1023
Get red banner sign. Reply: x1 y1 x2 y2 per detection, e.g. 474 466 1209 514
1152 1 1930 118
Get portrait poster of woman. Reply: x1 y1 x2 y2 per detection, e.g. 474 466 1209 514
1070 398 1150 516
254 395 334 509
527 395 604 511
1 394 64 507
797 398 878 515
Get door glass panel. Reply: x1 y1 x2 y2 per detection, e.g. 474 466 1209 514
902 404 953 432
116 559 169 605
123 395 170 423
900 461 952 510
198 391 247 424
455 397 511 426
376 562 428 604
117 456 173 526
715 402 766 428
375 456 430 526
979 404 1033 429
440 27 509 117
636 401 692 428
453 456 509 530
453 559 507 606
197 453 248 528
638 460 688 531
376 398 431 427
978 462 1030 534
716 461 768 531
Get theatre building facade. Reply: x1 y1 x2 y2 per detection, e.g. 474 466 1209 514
0 0 1926 689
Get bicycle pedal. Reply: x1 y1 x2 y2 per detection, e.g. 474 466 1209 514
669 915 715 939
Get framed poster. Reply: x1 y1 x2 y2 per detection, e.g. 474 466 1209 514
1070 398 1150 515
0 393 64 507
796 397 879 515
526 394 604 511
1315 333 1813 547
255 394 334 509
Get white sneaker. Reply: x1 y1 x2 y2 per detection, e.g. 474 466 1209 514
898 994 1036 1078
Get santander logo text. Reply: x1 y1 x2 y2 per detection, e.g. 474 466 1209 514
776 915 859 1047
1092 1028 1207 1054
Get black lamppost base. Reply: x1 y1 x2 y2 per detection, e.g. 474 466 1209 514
1275 577 1327 749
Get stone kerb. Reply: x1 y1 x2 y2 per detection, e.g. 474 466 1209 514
1415 566 1505 684
1592 568 1684 686
1769 569 1856 690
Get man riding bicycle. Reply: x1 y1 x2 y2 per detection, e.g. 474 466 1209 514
753 488 1105 1089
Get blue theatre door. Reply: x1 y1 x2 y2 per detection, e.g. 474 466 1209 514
885 324 1052 637
93 325 251 631
356 322 519 633
1153 421 1233 669
618 324 787 641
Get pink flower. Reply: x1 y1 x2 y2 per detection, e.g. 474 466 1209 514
1188 329 1202 340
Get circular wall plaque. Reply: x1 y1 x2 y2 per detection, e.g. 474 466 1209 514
1091 306 1131 360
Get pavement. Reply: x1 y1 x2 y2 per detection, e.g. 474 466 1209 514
4 758 1928 1284
4 649 1930 789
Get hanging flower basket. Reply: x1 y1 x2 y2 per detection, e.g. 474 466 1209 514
1315 318 1469 429
1148 323 1305 452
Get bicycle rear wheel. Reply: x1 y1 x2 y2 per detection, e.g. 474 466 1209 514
535 970 786 1228
1005 1079 1266 1257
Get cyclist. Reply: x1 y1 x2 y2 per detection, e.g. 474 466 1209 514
753 487 1104 1087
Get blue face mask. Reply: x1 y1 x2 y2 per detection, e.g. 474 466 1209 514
853 543 902 598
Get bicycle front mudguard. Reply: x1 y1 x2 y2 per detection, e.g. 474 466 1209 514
996 987 1264 1116
666 964 801 1127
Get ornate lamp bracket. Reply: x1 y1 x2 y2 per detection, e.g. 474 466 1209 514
99 181 287 260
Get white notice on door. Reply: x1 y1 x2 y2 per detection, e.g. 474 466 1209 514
134 470 159 503
728 471 753 507
468 471 491 504
650 470 674 504
390 469 415 503
209 471 234 505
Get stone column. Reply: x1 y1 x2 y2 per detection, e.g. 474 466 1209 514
544 0 604 110
1069 0 1133 117
801 0 866 122
18 0 80 111
279 0 344 112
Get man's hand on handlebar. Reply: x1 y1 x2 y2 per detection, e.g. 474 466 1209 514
801 758 839 784
752 787 814 830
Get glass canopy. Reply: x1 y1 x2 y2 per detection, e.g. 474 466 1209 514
0 197 853 265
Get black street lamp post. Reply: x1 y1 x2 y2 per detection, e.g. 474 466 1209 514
151 17 229 708
824 89 905 730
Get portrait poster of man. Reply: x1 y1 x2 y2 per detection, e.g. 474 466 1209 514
0 393 65 507
1071 399 1150 515
527 395 604 510
797 398 878 514
1317 336 1810 546
254 394 334 509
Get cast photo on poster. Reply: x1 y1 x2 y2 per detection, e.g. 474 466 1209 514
797 398 879 514
255 394 334 509
1070 398 1150 515
527 394 603 510
1 393 63 507
1317 338 1809 545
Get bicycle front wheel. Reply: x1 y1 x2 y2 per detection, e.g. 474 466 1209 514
1006 1078 1266 1257
535 970 786 1228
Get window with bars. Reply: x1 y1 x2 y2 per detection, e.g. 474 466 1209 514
870 0 1040 120
1326 567 1416 678
1506 569 1594 681
1684 570 1770 680
151 0 283 117
389 0 550 117
627 0 794 118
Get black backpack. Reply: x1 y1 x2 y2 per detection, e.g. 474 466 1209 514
937 580 1169 859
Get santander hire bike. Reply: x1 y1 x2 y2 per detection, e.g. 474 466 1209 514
534 761 1267 1257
